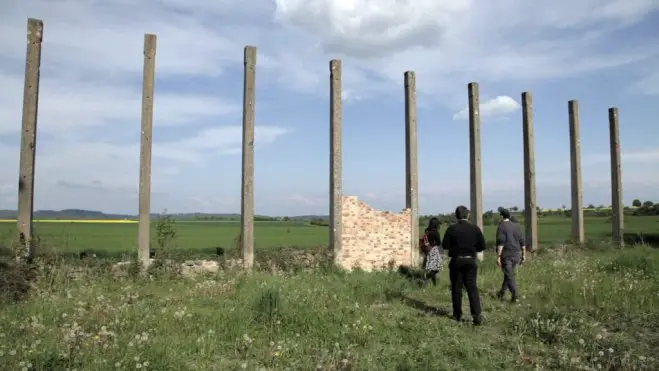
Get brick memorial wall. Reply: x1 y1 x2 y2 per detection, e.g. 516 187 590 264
337 196 412 271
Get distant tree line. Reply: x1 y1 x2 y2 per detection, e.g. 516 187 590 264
418 199 659 227
309 218 329 227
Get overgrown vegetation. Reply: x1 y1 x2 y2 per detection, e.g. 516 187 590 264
0 212 658 369
1 242 657 370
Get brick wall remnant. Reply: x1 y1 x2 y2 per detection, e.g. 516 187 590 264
338 196 412 271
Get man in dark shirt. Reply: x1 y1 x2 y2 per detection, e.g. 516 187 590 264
441 205 485 325
495 209 527 302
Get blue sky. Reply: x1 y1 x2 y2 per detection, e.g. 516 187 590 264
0 0 658 216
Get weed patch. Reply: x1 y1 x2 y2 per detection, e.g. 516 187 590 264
1 246 658 369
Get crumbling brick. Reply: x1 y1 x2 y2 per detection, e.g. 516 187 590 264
337 196 412 271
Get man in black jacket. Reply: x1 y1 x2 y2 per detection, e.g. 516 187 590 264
441 205 485 325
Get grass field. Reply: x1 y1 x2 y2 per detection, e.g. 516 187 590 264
1 245 657 369
1 216 658 258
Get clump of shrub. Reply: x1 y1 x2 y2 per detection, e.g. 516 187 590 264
600 251 657 279
0 258 37 304
253 288 284 329
154 212 178 259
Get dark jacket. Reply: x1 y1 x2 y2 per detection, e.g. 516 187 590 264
441 220 486 258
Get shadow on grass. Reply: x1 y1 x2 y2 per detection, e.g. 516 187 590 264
389 265 452 318
622 233 659 247
399 295 451 317
397 265 426 287
37 246 228 262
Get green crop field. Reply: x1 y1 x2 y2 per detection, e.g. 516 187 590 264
0 215 658 258
2 216 658 370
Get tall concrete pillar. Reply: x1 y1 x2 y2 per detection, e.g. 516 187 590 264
521 92 538 250
137 34 157 267
568 100 585 244
16 18 44 262
467 83 483 229
241 46 257 268
404 71 420 267
329 60 343 263
608 107 624 246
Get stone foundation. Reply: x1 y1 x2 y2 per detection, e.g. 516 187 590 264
337 196 412 271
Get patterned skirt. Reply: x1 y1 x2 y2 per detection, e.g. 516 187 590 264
424 245 443 272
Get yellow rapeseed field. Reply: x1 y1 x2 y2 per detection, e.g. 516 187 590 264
0 219 137 223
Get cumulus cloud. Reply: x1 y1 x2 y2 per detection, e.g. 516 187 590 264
452 95 521 121
274 0 470 58
0 1 293 214
273 0 659 102
0 0 657 215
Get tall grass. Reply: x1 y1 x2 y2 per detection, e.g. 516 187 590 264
1 245 657 370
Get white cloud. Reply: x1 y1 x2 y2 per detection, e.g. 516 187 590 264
452 95 521 121
0 124 289 190
585 148 659 165
189 195 240 211
354 166 659 214
631 70 659 96
0 1 294 214
154 125 291 163
273 0 659 102
0 72 240 135
0 0 657 215
287 193 326 206
0 1 244 78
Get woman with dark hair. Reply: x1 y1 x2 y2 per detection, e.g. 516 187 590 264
421 217 443 286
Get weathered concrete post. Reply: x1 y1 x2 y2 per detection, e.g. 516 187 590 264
467 83 483 230
404 71 420 267
16 18 44 262
568 100 585 244
241 46 257 268
521 92 538 250
329 60 343 264
138 34 157 267
608 107 624 246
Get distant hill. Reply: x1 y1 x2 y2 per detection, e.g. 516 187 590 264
0 209 135 220
0 209 329 220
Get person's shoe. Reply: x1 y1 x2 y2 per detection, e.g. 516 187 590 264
511 296 518 303
497 291 505 301
452 314 461 323
473 315 483 326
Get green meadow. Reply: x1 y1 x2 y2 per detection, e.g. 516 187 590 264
2 215 658 369
1 243 658 370
1 215 658 258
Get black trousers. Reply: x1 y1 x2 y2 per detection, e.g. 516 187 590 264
499 256 520 298
423 270 439 286
449 256 482 321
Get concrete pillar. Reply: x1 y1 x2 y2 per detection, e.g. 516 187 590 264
568 100 585 244
138 34 157 267
608 107 624 246
16 18 44 262
404 71 420 267
241 46 257 268
521 92 538 250
329 59 343 263
467 83 483 229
